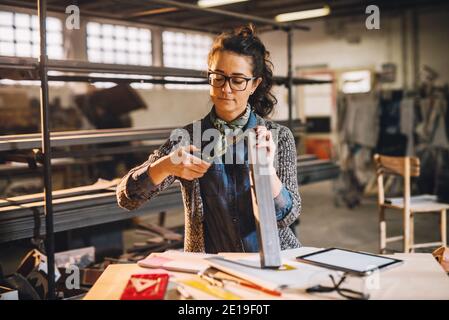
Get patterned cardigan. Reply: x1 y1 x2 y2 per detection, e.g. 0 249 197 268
116 113 301 252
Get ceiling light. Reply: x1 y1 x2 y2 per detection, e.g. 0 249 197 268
197 0 249 8
275 6 330 22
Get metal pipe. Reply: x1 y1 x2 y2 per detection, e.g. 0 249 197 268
0 56 331 85
412 9 420 90
0 128 172 151
47 75 208 85
287 28 293 131
38 0 55 300
401 12 408 91
47 59 207 78
146 0 309 31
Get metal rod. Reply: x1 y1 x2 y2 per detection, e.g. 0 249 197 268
401 12 408 91
47 59 207 77
412 9 420 91
47 75 208 85
146 0 309 31
38 0 55 300
0 128 172 151
0 121 305 151
0 56 331 85
287 28 293 131
0 127 174 141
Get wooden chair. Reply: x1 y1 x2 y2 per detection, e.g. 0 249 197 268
374 154 449 253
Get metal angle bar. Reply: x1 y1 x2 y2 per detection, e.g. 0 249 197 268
0 56 206 78
0 182 180 210
49 144 158 159
0 123 304 152
247 134 282 268
0 185 181 215
0 201 185 243
47 59 206 78
0 190 183 243
0 127 174 141
47 75 208 85
0 129 173 151
0 180 119 208
0 57 330 86
24 73 331 86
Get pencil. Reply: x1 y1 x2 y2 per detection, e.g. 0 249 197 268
238 281 282 296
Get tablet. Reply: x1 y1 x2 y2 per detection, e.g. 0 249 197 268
296 248 403 276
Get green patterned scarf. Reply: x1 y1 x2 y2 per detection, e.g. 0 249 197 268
209 104 251 161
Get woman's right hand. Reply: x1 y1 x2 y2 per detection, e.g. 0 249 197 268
148 145 211 184
167 145 211 180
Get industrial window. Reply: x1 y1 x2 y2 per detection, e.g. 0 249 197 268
86 22 152 66
162 31 212 89
0 11 63 59
0 11 63 85
86 22 153 89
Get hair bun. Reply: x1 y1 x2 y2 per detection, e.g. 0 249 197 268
236 24 256 37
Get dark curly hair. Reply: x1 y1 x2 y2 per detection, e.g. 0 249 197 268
208 24 277 118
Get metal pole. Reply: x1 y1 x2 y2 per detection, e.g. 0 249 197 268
287 28 293 131
412 9 420 91
38 0 56 300
401 12 408 91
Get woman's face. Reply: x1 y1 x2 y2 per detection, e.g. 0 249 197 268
209 50 261 121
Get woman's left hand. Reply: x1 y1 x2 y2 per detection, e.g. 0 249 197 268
255 125 276 175
255 125 283 197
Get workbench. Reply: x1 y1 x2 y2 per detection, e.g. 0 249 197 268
84 247 449 300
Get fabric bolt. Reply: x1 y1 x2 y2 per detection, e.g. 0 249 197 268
430 95 449 149
400 97 416 156
342 92 380 148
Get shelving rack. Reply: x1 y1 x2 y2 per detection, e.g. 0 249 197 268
0 0 333 299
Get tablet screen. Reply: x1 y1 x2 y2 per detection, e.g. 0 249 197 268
297 248 402 274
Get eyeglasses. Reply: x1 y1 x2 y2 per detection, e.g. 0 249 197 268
208 71 256 91
306 274 369 300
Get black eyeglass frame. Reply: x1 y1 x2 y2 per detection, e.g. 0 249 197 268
207 70 257 91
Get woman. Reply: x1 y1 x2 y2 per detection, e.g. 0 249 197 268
116 25 301 253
